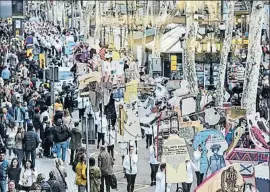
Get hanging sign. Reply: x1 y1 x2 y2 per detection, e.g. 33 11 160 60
170 55 177 71
39 53 46 69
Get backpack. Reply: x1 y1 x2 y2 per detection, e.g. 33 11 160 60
110 174 117 189
40 181 52 192
54 125 70 142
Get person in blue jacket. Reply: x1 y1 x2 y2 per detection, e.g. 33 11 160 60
1 66 10 84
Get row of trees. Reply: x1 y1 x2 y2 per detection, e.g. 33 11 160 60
44 1 266 114
183 1 266 115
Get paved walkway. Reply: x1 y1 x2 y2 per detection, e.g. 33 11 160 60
30 111 198 192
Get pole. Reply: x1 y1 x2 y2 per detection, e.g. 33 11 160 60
120 25 123 48
43 52 47 82
209 33 214 88
52 61 55 114
85 112 90 192
71 0 74 28
103 25 106 45
155 112 162 161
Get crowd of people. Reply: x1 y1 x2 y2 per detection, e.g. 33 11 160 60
0 18 89 192
0 16 209 192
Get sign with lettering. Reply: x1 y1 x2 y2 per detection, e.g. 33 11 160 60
161 135 190 183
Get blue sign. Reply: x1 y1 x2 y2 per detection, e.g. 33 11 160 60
65 42 76 55
193 129 225 174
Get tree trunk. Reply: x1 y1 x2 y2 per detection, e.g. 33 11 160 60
184 2 199 94
94 1 101 40
215 1 235 107
241 1 265 114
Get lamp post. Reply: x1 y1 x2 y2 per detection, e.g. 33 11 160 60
206 28 216 90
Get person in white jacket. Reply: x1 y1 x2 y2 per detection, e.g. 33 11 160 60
149 144 159 186
193 144 203 186
97 113 108 149
105 126 116 160
155 163 166 192
182 160 197 192
123 145 138 192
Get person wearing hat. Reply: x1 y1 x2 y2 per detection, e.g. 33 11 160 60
208 144 226 174
22 123 40 168
0 148 9 192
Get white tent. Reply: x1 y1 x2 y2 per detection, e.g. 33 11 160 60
146 25 185 53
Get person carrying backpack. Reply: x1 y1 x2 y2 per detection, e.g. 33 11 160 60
31 173 51 192
53 119 71 162
22 123 39 168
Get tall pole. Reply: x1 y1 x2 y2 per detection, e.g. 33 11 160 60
103 25 106 45
71 0 74 28
52 61 55 114
120 25 123 48
85 111 90 192
209 34 214 88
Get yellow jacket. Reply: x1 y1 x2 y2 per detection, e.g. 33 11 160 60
54 103 63 111
75 162 87 186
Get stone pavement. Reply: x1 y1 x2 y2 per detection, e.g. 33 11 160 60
34 140 196 192
40 110 198 191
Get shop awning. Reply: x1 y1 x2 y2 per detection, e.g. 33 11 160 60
146 25 185 53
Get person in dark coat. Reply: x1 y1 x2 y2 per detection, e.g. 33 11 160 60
7 158 21 190
104 94 117 127
23 123 39 168
47 171 62 192
43 117 54 158
32 108 43 138
69 122 82 165
64 93 73 117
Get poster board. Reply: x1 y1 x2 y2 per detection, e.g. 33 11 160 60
225 115 247 155
161 135 190 183
124 80 138 103
78 72 101 90
39 53 46 69
117 100 141 142
226 106 246 134
205 134 228 176
247 113 270 149
26 48 33 58
195 163 244 192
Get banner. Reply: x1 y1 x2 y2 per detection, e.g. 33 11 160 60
124 80 138 103
193 129 224 174
39 53 46 69
117 101 141 142
161 135 190 183
205 134 228 176
26 49 33 59
247 113 270 149
195 164 244 192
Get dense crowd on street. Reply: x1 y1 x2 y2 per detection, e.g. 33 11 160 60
0 3 269 191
